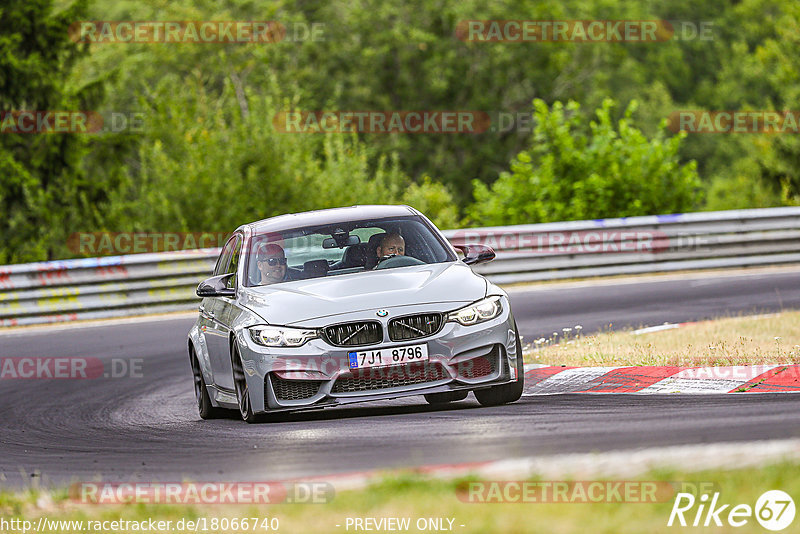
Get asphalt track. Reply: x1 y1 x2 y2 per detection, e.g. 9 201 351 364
1 268 800 488
510 267 800 339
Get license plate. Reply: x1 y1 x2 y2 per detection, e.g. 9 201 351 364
348 343 429 369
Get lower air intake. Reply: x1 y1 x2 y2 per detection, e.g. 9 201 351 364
332 362 447 393
269 374 323 401
456 348 499 379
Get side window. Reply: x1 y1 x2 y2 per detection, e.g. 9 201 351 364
226 236 242 289
213 236 237 276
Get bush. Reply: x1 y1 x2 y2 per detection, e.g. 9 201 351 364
467 98 702 226
102 74 457 239
401 176 460 230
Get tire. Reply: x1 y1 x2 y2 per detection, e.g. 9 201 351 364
474 329 525 407
189 347 227 419
231 343 267 423
424 390 469 404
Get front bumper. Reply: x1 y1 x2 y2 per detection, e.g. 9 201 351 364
234 300 519 413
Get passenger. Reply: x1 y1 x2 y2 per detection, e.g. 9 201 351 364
256 243 288 285
375 233 405 262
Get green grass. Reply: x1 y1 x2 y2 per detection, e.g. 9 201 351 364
524 311 800 367
2 462 799 533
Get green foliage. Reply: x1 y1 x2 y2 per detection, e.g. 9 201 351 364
467 99 701 226
0 0 113 263
704 157 782 211
4 0 800 262
400 176 460 230
103 71 447 235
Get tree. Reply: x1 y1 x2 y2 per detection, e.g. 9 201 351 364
467 98 701 226
0 0 121 262
104 71 459 237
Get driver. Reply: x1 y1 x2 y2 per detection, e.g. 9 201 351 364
256 243 288 285
375 233 405 261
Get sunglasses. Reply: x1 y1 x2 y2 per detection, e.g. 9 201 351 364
259 257 287 266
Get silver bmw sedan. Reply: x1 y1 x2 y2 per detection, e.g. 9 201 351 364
187 205 524 423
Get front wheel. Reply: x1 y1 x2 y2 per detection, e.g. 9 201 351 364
190 347 227 419
231 343 267 423
474 330 525 407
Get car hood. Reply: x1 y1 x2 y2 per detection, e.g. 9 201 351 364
239 262 487 325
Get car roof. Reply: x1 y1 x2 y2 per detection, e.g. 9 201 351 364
245 205 420 235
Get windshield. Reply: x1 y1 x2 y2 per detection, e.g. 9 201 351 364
244 215 455 287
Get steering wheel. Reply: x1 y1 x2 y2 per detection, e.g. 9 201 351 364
375 255 426 270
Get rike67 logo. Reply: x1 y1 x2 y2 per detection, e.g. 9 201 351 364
668 490 795 531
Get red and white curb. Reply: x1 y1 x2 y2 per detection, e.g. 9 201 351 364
522 364 800 394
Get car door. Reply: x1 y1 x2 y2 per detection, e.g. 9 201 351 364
199 238 232 336
204 234 241 391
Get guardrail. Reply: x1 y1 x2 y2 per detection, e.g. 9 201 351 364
448 206 800 284
1 207 799 327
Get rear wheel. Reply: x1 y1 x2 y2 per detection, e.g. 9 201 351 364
231 343 267 424
474 330 525 407
189 347 227 419
424 390 469 404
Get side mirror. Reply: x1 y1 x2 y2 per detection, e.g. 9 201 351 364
196 273 236 297
453 244 495 266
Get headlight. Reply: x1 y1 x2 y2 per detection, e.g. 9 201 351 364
448 296 503 326
248 325 318 347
